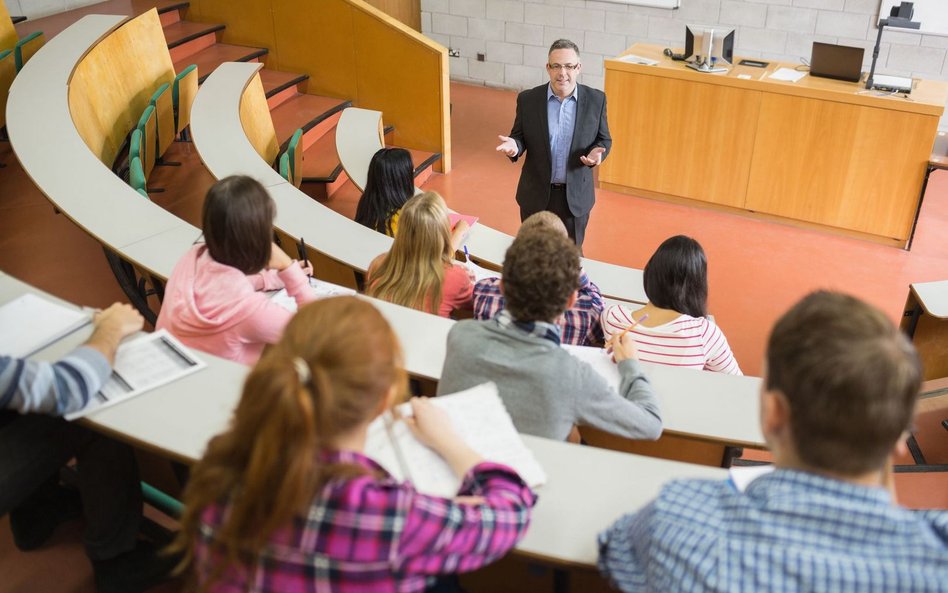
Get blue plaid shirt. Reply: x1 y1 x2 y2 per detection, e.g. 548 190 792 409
599 469 948 593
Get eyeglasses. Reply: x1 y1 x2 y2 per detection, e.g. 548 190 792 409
548 63 580 71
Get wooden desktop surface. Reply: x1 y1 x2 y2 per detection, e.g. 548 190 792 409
602 43 948 247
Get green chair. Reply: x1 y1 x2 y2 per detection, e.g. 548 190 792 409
136 105 157 178
279 152 292 185
172 64 198 140
129 156 147 197
129 129 143 163
13 31 42 72
286 128 303 188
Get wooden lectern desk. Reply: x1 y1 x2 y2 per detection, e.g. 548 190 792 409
602 43 948 247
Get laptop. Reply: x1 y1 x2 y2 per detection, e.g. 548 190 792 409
810 42 864 83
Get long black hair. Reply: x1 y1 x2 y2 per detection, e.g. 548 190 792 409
643 235 709 318
354 148 415 236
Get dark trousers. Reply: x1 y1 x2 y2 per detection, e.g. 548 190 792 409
0 412 142 560
520 184 589 251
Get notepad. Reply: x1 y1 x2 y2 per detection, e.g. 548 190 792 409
617 53 658 66
0 294 92 358
448 213 479 230
364 382 547 498
465 260 501 283
66 330 206 420
269 278 357 313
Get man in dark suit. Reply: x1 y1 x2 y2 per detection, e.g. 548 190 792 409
496 39 611 250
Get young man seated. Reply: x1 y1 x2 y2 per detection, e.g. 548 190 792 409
598 291 948 593
473 211 604 346
438 227 662 442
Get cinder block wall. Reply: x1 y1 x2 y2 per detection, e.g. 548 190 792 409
423 0 948 125
3 0 105 20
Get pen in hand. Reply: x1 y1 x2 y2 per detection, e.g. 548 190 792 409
298 237 312 278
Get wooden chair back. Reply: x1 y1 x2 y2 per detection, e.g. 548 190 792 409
173 64 198 134
137 105 157 178
149 82 175 158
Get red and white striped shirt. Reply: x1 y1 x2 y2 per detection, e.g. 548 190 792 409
601 305 742 375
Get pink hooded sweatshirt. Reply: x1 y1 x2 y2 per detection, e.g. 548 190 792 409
156 245 316 365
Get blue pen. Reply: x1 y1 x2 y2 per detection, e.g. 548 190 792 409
463 245 470 262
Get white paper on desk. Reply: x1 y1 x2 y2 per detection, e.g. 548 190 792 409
269 278 357 312
563 344 621 386
364 382 547 498
617 53 658 66
728 465 774 492
0 294 92 358
465 260 501 283
66 330 206 420
768 67 806 83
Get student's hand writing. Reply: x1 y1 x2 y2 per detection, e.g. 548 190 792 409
404 397 457 451
268 243 293 271
496 135 518 157
580 146 606 167
299 260 314 277
450 220 471 252
606 331 639 363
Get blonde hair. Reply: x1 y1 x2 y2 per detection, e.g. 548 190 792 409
518 211 567 237
366 191 454 314
172 298 407 591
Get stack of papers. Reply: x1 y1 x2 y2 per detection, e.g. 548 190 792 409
617 54 659 66
0 294 91 358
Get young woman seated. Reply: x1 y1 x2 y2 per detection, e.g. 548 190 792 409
354 147 415 237
366 191 473 318
601 235 742 375
156 175 316 365
173 297 536 593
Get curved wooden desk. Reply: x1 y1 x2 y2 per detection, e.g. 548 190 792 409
901 280 948 381
190 60 765 450
6 14 200 280
2 269 726 569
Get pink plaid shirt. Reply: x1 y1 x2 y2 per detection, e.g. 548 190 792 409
193 450 536 592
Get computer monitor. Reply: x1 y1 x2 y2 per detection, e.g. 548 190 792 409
684 25 735 73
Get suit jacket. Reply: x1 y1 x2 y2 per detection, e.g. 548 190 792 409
508 83 611 218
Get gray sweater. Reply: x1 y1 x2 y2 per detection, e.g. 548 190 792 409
437 318 663 441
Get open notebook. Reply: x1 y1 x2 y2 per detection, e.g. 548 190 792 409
269 278 357 312
0 293 92 358
66 330 206 420
365 383 547 498
563 344 621 385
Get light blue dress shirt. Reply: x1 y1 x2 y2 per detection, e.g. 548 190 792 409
547 83 578 185
598 469 948 593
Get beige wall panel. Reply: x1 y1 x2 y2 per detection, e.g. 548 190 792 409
68 9 175 166
239 73 279 165
268 0 358 102
745 94 934 240
365 0 421 31
352 7 449 165
601 72 759 209
186 0 278 60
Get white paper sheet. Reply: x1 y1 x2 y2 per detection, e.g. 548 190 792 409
563 344 621 386
67 330 206 420
365 383 547 498
0 294 92 358
617 53 659 66
768 67 806 83
728 465 775 492
269 278 357 312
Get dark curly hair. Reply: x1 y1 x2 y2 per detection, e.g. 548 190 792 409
502 229 580 323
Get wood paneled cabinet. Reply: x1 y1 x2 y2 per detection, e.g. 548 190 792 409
602 44 948 247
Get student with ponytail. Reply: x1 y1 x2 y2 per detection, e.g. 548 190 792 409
174 297 536 592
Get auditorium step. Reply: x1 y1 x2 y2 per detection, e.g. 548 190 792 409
163 20 225 63
172 43 268 82
271 94 351 152
259 69 310 108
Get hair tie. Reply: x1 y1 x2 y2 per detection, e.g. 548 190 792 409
292 357 311 384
